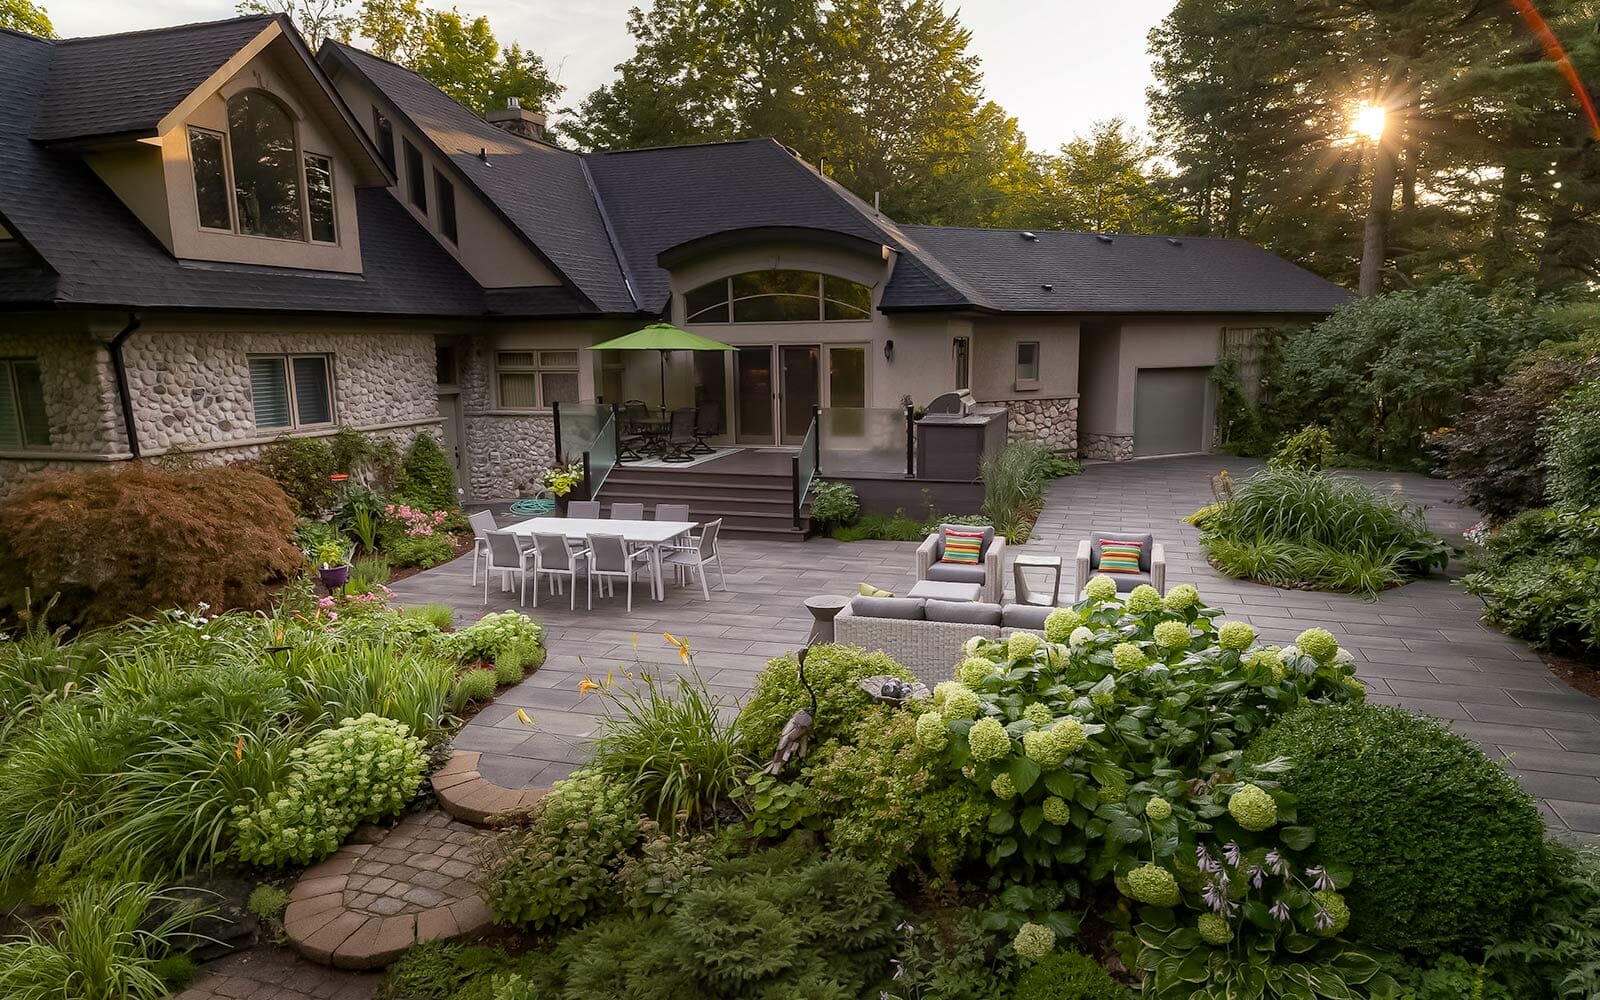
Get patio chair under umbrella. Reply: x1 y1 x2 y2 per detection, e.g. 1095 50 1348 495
588 323 735 412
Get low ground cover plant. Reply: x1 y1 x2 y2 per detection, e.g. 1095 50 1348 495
1462 507 1600 659
1199 466 1448 596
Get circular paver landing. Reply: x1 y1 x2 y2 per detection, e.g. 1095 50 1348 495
284 812 490 969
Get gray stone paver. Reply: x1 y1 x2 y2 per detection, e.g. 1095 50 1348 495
177 946 377 1000
389 456 1600 841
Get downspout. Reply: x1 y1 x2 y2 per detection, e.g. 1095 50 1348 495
108 312 141 459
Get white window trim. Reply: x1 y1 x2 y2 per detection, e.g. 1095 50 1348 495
249 352 337 432
494 351 579 410
1014 341 1041 391
303 151 338 246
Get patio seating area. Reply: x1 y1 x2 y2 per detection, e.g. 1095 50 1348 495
390 456 1600 842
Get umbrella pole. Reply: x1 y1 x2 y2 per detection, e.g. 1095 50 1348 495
659 350 668 414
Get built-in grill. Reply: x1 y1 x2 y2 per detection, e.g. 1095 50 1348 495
916 390 1008 479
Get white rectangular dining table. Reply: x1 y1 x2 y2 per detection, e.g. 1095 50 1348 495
502 517 698 602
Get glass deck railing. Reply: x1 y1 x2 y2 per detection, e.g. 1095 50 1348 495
553 402 612 466
584 410 618 500
793 414 819 528
818 406 913 477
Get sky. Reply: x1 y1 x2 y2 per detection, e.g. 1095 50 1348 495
38 0 1177 153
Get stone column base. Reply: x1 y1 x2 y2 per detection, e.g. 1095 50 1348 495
1080 433 1134 462
985 396 1078 456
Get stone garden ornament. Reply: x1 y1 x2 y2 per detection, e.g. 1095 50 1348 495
763 647 817 776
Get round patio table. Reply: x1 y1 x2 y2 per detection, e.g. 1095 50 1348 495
803 595 850 646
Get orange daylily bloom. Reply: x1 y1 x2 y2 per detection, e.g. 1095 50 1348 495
578 677 600 695
235 736 245 761
663 631 678 646
516 709 533 726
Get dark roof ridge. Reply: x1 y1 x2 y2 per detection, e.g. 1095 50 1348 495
0 25 56 44
587 136 765 156
576 155 640 311
900 222 1244 244
325 38 561 137
56 13 276 44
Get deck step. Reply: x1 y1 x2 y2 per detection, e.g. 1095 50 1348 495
597 461 810 541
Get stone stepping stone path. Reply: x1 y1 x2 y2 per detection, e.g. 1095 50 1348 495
284 811 490 969
433 750 549 825
283 753 550 970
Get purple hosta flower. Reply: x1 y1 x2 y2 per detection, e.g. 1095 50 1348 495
1249 865 1265 889
1202 875 1232 915
1196 843 1217 874
1269 899 1291 923
1264 850 1288 876
1307 865 1333 891
1314 906 1335 931
1223 841 1242 868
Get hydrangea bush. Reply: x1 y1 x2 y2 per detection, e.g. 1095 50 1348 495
233 713 426 866
912 577 1379 987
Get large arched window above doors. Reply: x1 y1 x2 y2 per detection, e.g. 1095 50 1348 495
226 90 303 240
684 270 872 323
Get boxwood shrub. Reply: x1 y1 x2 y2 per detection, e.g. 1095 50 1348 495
1243 701 1546 953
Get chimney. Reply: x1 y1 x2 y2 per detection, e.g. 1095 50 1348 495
486 96 548 142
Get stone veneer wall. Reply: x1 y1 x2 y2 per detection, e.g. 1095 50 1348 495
0 329 123 488
1080 432 1135 462
456 336 557 500
988 395 1078 456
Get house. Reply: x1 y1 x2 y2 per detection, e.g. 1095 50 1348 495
0 15 1348 501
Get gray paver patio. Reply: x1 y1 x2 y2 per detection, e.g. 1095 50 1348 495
389 456 1600 842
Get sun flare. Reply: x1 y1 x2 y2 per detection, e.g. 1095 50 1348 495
1353 103 1387 141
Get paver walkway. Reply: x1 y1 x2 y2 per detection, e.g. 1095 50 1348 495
177 946 376 1000
387 456 1600 841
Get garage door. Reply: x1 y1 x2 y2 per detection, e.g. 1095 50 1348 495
1133 367 1210 457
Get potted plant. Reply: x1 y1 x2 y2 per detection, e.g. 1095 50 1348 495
314 539 351 592
539 462 584 514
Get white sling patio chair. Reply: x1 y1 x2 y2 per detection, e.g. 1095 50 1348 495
661 518 727 600
586 533 653 612
532 532 591 610
468 509 498 586
482 530 535 607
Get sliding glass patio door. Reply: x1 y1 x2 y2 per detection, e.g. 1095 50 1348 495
734 344 863 446
735 346 774 444
780 345 819 444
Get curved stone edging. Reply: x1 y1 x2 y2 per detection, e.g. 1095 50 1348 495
284 812 491 970
433 751 549 826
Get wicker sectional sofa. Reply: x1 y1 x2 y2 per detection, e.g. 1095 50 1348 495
834 595 1054 682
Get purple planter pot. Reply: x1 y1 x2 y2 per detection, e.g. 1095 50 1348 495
318 564 350 590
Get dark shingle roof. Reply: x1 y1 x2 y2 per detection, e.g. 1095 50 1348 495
0 25 586 317
889 226 1350 315
324 42 637 314
30 17 277 143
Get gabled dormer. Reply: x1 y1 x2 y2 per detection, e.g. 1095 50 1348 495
30 15 392 273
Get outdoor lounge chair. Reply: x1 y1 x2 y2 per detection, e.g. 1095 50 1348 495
915 524 1007 605
661 518 726 599
532 532 591 610
690 401 721 455
1074 532 1166 595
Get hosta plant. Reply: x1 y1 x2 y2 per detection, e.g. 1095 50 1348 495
232 713 426 866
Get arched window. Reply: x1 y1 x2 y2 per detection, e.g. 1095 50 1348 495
227 90 302 240
684 270 872 323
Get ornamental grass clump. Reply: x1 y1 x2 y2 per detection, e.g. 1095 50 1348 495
1199 465 1448 596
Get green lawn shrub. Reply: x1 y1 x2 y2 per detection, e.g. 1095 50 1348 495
449 669 498 712
0 464 302 628
347 555 391 595
1243 701 1547 954
1271 424 1335 472
738 643 914 759
1461 507 1600 658
833 512 931 541
1013 950 1127 1000
1439 336 1600 520
233 713 427 866
398 434 457 511
444 610 544 665
256 435 338 514
491 846 901 999
1484 843 1600 999
809 480 860 527
1200 466 1448 596
1272 280 1555 468
1544 378 1600 510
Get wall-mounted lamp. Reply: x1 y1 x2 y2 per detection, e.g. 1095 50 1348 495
883 339 894 361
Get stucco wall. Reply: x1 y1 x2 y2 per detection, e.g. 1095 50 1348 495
968 316 1079 453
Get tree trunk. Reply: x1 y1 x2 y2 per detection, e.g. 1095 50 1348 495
1358 133 1397 296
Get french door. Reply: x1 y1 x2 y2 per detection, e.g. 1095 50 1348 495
733 344 866 446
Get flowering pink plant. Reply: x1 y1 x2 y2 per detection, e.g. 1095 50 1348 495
384 504 450 537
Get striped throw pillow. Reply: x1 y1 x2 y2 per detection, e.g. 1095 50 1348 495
1098 538 1144 574
941 527 986 565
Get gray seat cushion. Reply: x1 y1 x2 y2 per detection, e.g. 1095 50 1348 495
850 596 926 620
1090 531 1154 572
933 523 995 560
926 600 1003 625
926 562 988 585
1002 604 1055 630
1104 571 1152 593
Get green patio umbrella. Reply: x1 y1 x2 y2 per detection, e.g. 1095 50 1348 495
588 322 735 411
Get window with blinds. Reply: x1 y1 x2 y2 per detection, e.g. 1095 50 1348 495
249 354 334 430
496 350 578 409
0 359 50 449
